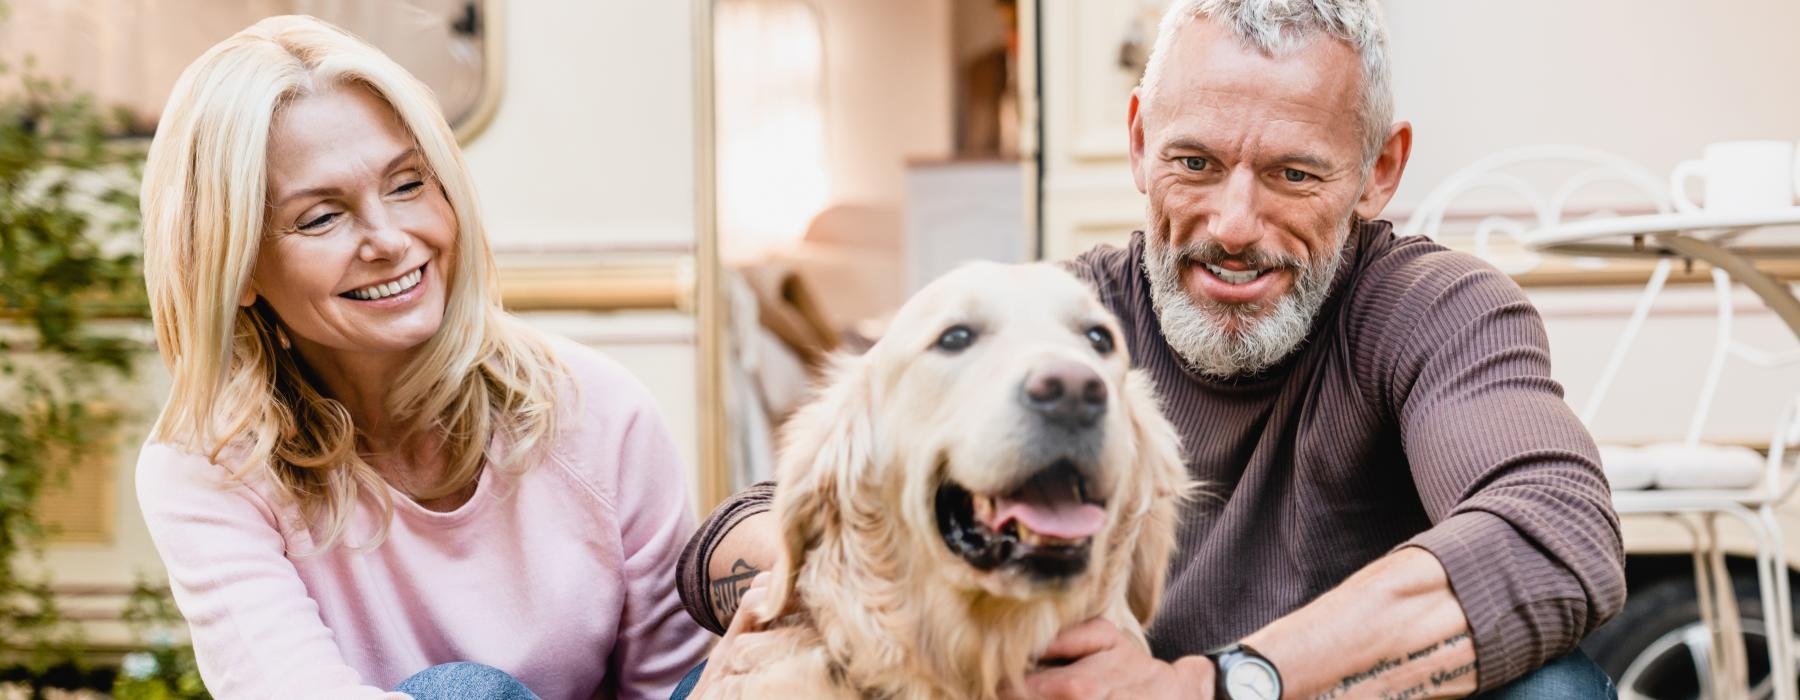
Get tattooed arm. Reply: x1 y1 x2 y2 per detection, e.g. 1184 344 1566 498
1243 547 1476 700
704 511 780 628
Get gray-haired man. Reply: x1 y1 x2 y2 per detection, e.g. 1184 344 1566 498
676 2 1623 698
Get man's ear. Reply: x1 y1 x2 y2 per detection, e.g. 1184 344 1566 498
1119 370 1193 625
1353 121 1413 220
1128 88 1150 194
760 353 877 622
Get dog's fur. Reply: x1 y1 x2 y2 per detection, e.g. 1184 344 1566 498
709 263 1191 699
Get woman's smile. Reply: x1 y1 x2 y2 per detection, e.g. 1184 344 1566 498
339 261 429 305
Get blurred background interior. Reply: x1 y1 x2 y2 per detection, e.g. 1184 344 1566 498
5 0 1800 697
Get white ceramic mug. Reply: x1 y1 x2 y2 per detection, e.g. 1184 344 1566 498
1669 140 1800 214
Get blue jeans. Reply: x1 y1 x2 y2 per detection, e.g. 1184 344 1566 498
671 661 705 700
396 662 541 700
668 650 1613 699
1474 649 1616 699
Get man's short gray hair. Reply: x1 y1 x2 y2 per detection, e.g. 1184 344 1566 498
1139 0 1393 167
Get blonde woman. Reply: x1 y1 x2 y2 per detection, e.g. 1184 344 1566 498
135 16 707 699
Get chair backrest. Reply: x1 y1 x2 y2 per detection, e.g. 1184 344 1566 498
1402 145 1671 270
1400 145 1748 446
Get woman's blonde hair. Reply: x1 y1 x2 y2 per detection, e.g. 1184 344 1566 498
141 15 563 550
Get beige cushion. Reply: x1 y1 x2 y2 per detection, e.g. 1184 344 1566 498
1643 442 1767 490
1598 445 1657 490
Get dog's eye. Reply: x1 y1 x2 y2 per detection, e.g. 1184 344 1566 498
1086 326 1115 355
935 325 977 353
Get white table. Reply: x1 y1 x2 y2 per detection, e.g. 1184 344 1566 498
1526 208 1800 700
1523 208 1800 337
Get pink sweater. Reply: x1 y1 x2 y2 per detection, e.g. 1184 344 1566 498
136 340 710 699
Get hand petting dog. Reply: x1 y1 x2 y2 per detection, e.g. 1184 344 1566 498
1004 618 1216 700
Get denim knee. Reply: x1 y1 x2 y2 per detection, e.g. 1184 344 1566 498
1475 649 1616 699
394 661 541 700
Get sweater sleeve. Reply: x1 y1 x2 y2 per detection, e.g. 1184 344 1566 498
602 387 714 699
1374 255 1626 691
134 443 407 700
675 481 776 635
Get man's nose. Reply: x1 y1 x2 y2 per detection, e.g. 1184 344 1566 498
1208 168 1264 254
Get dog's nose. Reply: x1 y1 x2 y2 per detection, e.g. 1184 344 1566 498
1022 360 1107 428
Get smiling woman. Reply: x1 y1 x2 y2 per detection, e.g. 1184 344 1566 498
134 15 707 700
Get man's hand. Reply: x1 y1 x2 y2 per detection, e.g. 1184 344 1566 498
691 572 781 697
1003 618 1216 700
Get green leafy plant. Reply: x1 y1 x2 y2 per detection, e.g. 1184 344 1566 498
0 10 176 695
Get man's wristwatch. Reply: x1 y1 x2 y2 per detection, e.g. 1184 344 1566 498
1206 643 1283 700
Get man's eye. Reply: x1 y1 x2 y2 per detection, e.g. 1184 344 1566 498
297 212 338 232
935 325 976 353
1282 168 1312 183
1181 157 1209 172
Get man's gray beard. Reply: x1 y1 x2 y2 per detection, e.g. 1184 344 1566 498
1142 226 1346 379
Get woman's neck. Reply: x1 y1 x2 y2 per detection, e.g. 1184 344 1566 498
286 337 473 510
290 337 416 446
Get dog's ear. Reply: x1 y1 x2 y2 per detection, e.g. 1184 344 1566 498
1120 370 1192 625
759 353 878 622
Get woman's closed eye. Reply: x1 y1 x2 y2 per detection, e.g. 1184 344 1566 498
296 210 340 233
391 179 424 197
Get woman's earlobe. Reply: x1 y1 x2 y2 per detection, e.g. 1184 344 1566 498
239 286 256 307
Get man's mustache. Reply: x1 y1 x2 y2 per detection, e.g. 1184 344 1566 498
1165 237 1306 272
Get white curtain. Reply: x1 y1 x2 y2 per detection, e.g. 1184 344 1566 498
714 0 829 264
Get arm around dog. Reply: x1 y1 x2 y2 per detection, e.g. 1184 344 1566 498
676 483 780 634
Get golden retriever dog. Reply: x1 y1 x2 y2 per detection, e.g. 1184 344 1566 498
708 262 1191 699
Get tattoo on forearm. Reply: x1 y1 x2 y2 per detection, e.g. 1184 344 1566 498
1379 685 1428 700
709 559 761 622
1430 662 1475 688
1310 631 1473 700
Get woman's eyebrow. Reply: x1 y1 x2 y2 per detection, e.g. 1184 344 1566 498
272 147 420 207
383 147 420 174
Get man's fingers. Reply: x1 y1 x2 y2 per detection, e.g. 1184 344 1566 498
727 573 772 635
1039 617 1123 661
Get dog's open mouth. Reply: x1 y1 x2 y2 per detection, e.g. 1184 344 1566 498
934 460 1104 580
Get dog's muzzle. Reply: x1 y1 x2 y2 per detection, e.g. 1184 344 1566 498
934 459 1104 581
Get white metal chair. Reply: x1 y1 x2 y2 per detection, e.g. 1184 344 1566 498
1405 145 1800 700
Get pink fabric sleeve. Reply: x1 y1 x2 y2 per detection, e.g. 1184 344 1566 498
601 394 712 699
135 444 408 700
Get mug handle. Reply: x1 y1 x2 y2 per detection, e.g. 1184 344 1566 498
1670 159 1704 213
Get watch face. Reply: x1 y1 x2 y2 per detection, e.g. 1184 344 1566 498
1225 659 1280 700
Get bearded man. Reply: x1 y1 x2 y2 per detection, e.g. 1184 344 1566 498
674 1 1624 698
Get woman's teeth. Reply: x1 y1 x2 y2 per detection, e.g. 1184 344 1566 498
344 267 423 301
1204 263 1268 285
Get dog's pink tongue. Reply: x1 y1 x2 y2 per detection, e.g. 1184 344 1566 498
991 499 1107 540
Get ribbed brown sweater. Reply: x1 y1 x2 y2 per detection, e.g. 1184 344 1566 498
676 221 1626 692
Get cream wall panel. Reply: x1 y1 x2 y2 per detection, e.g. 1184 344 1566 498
462 1 698 250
